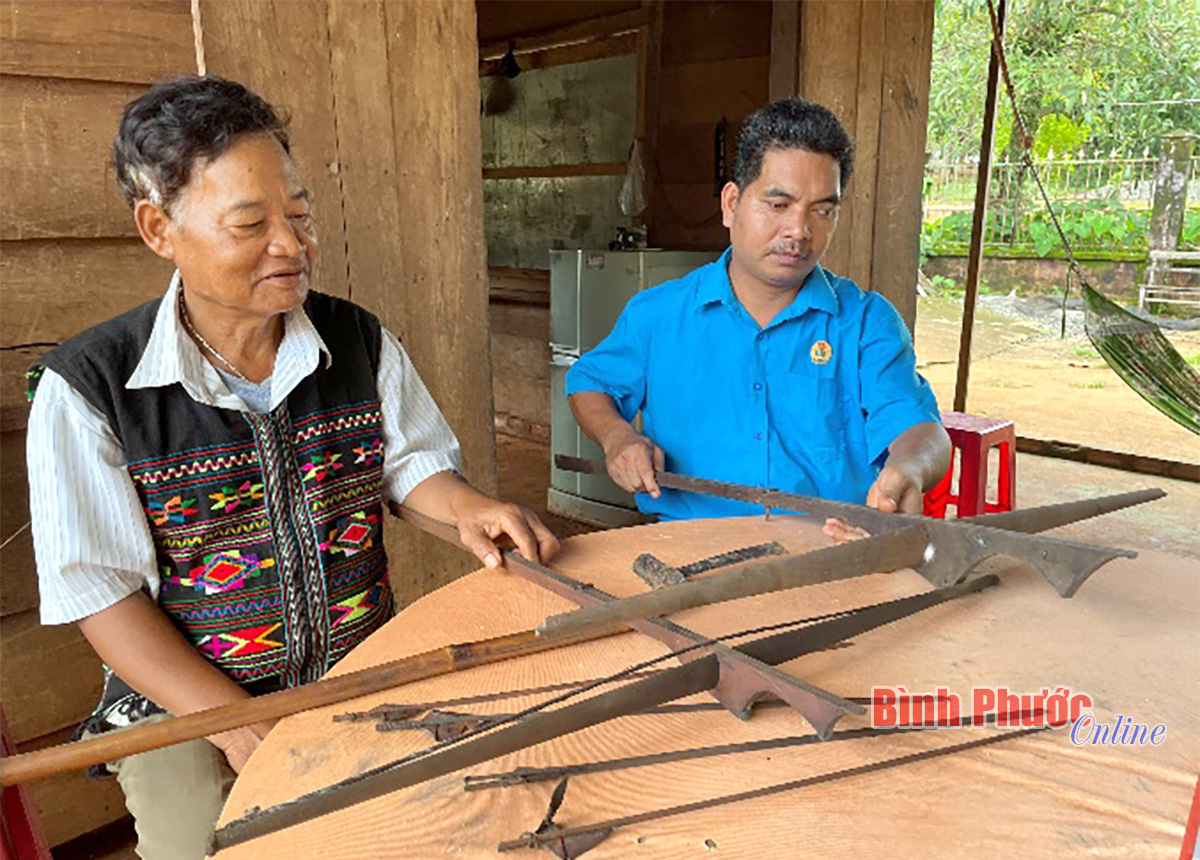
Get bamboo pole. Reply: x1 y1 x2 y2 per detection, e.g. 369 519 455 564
0 621 621 787
953 0 1006 412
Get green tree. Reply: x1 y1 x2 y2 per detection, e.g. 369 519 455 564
929 0 1200 159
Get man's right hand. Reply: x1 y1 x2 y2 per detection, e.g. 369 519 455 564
601 426 665 498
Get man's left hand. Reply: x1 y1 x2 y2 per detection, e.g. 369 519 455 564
453 494 561 569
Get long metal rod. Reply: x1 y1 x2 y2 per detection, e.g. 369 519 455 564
209 576 996 852
554 456 1151 597
555 455 1156 541
497 724 1049 853
538 524 930 636
464 706 1034 790
395 504 868 736
953 0 1007 412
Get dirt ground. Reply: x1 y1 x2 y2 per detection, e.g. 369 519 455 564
914 294 1200 463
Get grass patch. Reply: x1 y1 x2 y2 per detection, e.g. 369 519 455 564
1185 353 1200 368
1071 346 1099 358
1069 380 1108 389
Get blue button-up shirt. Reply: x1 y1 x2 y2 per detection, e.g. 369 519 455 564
565 249 941 520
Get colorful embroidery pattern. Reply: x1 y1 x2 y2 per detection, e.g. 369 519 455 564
131 450 260 488
301 451 343 483
127 400 391 688
352 438 384 467
209 481 265 513
166 550 274 595
146 495 199 526
331 582 385 628
319 511 377 557
197 623 284 660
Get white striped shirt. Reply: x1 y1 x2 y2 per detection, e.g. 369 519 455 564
28 273 462 625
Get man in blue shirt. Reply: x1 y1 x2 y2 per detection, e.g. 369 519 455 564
566 97 949 525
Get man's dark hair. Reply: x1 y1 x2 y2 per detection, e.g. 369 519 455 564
113 75 290 214
733 97 854 191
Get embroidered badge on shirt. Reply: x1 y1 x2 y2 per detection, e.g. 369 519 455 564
810 340 833 366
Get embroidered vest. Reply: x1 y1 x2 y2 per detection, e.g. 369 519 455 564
33 292 394 696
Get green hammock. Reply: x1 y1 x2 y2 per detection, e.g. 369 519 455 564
1082 284 1200 435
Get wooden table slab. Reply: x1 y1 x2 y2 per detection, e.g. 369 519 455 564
215 516 1199 859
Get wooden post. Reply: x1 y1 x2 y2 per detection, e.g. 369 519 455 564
768 0 800 101
952 0 1006 413
869 0 935 331
1148 130 1196 253
198 0 496 601
799 0 933 332
635 0 663 236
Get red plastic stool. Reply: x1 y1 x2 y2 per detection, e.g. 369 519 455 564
923 411 1016 519
1 709 52 860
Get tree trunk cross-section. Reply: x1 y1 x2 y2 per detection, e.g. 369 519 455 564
214 516 1197 859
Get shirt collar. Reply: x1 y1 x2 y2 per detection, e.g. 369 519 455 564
127 271 333 411
696 247 840 322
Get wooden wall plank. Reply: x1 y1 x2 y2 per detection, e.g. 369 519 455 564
0 346 46 432
378 0 495 490
0 75 148 241
658 56 771 126
0 609 104 744
0 0 194 85
0 239 173 347
321 0 476 603
650 183 726 249
846 4 886 290
0 429 36 618
378 0 498 598
490 303 551 429
24 750 128 846
196 0 350 300
799 0 861 279
869 0 934 330
768 0 800 101
660 0 772 67
655 122 722 186
476 0 641 45
798 0 931 330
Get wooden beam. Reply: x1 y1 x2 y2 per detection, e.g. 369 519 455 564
479 7 650 60
768 0 800 101
488 266 550 305
482 162 627 181
480 31 636 77
1016 436 1200 483
953 0 1006 412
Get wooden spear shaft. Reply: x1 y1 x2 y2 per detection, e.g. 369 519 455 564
0 611 621 787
